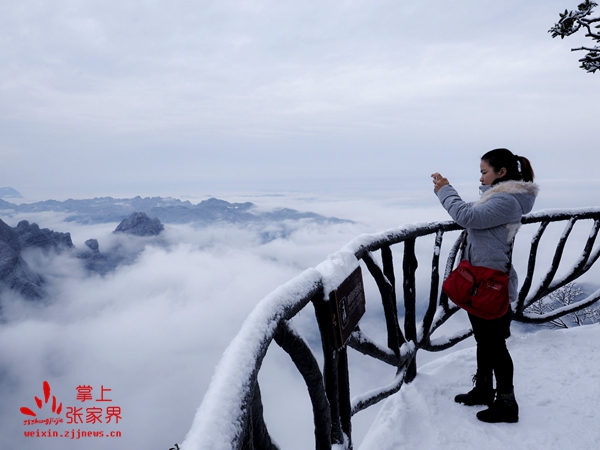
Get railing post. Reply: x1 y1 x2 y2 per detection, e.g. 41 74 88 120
422 230 444 338
313 294 345 448
402 238 418 382
338 346 353 449
237 381 278 450
362 252 404 357
381 246 403 354
273 321 332 450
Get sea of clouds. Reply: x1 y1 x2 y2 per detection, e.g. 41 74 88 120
1 184 598 450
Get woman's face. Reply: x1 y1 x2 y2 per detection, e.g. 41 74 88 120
480 160 505 185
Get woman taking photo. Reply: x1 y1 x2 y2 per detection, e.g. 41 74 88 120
431 148 538 423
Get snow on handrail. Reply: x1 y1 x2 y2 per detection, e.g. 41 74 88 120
182 268 322 450
181 208 600 450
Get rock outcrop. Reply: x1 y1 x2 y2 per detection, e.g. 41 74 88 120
0 219 44 299
77 238 120 276
14 220 74 251
113 212 164 236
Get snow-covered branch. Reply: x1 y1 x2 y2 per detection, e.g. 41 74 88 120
521 284 600 325
550 0 600 73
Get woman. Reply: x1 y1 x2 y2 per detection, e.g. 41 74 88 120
431 148 538 423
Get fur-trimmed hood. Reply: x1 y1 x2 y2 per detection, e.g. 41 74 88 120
475 180 539 216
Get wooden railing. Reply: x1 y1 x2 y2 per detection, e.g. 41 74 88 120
181 208 600 450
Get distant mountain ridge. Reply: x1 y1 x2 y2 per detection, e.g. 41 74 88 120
0 196 350 225
0 187 22 199
0 197 352 299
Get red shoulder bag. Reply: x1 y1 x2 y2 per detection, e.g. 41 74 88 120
442 259 510 320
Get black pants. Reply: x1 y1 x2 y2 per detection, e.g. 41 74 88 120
468 310 514 394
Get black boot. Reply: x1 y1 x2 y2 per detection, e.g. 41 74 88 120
477 391 519 423
455 374 494 406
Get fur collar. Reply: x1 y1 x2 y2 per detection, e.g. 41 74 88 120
475 180 539 206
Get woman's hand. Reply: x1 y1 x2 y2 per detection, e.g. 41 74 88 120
431 172 450 192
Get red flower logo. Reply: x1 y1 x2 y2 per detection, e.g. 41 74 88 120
20 381 63 416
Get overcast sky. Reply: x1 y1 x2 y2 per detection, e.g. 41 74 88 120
1 0 598 200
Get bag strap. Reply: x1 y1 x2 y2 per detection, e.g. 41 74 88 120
458 230 468 258
506 237 515 273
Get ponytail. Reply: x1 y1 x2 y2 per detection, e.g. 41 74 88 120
481 148 535 184
515 155 535 182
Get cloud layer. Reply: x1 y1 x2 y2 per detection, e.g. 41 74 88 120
1 1 598 198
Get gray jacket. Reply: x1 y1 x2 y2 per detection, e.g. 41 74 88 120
436 180 539 302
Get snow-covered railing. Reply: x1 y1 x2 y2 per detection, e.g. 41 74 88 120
181 208 600 450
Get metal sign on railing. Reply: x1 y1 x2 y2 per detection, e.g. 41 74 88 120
326 266 366 349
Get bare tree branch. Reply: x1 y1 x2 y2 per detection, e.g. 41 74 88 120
550 1 600 72
521 283 600 324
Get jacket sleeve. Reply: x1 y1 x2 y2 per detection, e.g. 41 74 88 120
435 185 522 229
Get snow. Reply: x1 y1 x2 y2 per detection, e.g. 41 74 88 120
185 304 600 450
178 206 600 450
427 327 471 348
315 248 359 297
181 259 600 450
181 242 366 449
524 207 600 220
181 267 322 450
359 324 600 450
352 371 407 414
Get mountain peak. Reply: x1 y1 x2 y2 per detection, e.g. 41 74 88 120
0 187 22 199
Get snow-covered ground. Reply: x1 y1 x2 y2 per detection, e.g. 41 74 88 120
360 323 600 450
